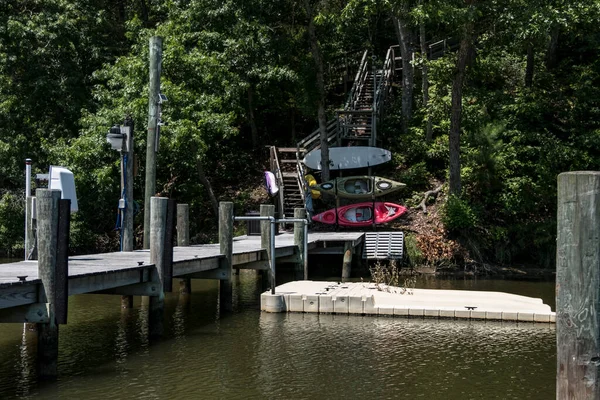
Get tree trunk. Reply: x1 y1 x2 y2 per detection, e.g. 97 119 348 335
546 23 559 70
304 0 330 181
291 108 296 144
247 85 259 148
449 2 476 196
419 3 432 141
392 14 414 135
525 39 534 87
140 0 149 26
195 157 219 221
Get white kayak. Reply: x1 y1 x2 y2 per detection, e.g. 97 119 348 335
303 146 392 170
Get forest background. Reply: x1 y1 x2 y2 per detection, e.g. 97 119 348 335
0 0 599 271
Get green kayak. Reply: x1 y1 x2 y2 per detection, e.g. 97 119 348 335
311 176 406 199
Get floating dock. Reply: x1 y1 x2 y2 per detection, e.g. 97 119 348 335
261 281 556 323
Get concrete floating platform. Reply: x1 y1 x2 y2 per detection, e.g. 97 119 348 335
261 281 555 323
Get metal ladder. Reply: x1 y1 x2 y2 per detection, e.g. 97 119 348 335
363 232 404 260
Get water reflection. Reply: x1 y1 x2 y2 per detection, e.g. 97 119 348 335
0 272 555 399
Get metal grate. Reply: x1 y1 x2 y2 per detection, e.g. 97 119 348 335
363 232 404 260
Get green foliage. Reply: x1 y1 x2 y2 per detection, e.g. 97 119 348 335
0 191 24 256
0 0 598 270
442 195 478 232
404 233 424 267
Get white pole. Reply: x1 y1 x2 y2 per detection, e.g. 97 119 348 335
24 158 32 260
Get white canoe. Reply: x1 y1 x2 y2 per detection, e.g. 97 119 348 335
303 146 392 170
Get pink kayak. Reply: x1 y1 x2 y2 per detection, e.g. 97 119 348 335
312 202 407 227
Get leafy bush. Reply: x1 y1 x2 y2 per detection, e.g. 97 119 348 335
0 191 24 257
404 233 424 266
442 195 478 232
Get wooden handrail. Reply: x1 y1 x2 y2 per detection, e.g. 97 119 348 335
269 146 286 219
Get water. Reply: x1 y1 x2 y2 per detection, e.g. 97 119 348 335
0 266 556 399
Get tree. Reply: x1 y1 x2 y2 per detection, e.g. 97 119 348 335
391 3 415 135
303 0 331 181
448 0 476 196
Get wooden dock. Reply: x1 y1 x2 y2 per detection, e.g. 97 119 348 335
261 281 556 323
0 193 370 380
0 232 364 318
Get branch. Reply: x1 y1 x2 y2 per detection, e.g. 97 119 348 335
416 185 443 214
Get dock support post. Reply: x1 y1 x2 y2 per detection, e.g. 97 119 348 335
219 202 234 312
261 204 275 290
294 208 307 280
556 171 600 399
164 199 176 292
177 204 192 294
143 36 163 249
149 196 167 337
342 241 353 282
121 118 135 309
35 189 61 380
25 196 37 260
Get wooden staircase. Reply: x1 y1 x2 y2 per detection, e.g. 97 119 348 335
268 47 399 220
278 148 305 218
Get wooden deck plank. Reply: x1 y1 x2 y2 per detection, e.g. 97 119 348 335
0 231 367 308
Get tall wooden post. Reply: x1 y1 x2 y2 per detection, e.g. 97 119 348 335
261 204 275 290
176 204 190 246
149 196 167 337
293 208 306 280
219 202 234 311
177 204 192 294
26 196 37 260
55 199 70 325
342 241 353 282
143 36 163 249
557 171 600 398
35 189 61 380
122 117 135 251
121 118 135 309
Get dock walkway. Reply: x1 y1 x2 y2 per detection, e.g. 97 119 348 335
0 232 363 314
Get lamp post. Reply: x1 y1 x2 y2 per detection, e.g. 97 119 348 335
106 122 134 251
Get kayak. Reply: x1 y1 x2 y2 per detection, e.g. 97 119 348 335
311 176 405 199
312 202 407 227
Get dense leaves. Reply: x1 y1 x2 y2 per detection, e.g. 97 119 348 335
0 0 599 270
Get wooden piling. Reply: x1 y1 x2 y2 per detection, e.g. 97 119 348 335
294 208 306 280
35 189 61 380
556 171 600 398
143 36 163 249
261 204 275 290
219 202 234 311
163 199 176 292
55 199 70 325
25 196 37 260
176 204 190 246
177 204 192 294
149 196 167 337
342 241 353 282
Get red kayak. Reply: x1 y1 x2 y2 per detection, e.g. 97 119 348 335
312 202 407 227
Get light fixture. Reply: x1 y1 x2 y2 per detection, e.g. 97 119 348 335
106 125 127 152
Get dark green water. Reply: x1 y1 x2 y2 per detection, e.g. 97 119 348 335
0 266 556 399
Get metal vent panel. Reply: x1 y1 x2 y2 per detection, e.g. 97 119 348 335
363 232 404 260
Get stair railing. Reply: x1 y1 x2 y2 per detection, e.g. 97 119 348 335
371 46 396 146
296 146 307 205
269 146 286 219
345 50 369 111
297 119 338 155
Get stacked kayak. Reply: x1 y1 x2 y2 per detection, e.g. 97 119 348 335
311 176 405 199
312 202 407 227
